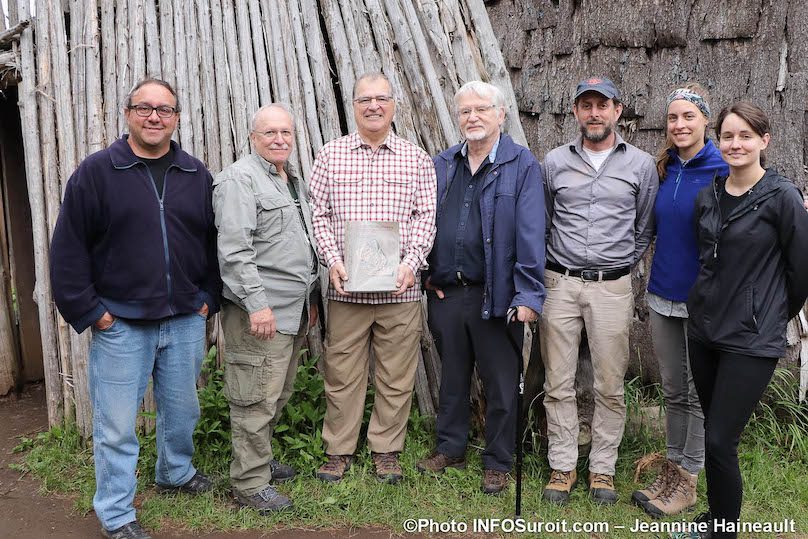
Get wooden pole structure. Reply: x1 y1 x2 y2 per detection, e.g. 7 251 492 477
17 0 63 426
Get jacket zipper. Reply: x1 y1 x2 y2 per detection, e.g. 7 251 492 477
145 165 175 315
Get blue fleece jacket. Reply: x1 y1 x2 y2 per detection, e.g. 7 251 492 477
647 140 728 302
50 136 222 333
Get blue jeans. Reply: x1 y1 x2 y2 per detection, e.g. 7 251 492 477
89 313 206 531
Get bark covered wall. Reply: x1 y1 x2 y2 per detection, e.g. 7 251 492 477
486 0 808 383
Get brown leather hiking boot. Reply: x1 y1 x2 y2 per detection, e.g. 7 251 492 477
642 464 698 518
372 452 403 484
316 455 353 482
416 452 466 474
542 469 577 504
632 458 677 505
589 472 618 505
481 469 508 495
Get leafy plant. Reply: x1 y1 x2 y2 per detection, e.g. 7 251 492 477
748 368 808 462
193 345 231 470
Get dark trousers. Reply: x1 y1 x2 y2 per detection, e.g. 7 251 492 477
427 285 523 471
688 339 777 539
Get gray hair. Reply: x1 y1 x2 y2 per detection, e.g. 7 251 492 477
126 78 180 111
250 103 296 132
454 81 506 111
352 72 392 99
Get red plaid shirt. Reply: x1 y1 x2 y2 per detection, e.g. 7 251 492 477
309 131 437 304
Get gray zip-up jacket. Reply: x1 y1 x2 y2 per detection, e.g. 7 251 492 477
213 153 318 335
543 133 659 270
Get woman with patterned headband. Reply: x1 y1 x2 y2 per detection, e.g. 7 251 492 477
632 84 728 518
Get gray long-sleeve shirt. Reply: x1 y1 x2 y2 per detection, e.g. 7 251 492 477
542 134 659 270
213 153 318 335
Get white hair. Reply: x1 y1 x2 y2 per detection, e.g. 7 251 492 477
250 103 295 132
454 81 506 111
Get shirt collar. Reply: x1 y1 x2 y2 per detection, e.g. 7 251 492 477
350 130 401 153
570 131 626 155
254 152 296 181
460 135 500 163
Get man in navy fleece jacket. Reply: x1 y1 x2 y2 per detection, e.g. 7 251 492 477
49 78 221 539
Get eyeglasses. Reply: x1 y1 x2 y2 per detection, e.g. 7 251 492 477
128 104 178 118
353 95 393 106
458 104 497 118
255 129 294 139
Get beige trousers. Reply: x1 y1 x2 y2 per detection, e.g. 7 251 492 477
539 269 633 475
222 302 306 495
322 300 422 455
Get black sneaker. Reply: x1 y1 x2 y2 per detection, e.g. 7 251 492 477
269 459 297 483
102 521 152 539
233 485 293 514
156 471 213 494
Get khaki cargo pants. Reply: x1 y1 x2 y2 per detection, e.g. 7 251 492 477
222 302 306 495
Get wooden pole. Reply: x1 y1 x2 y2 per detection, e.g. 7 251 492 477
85 0 105 153
114 0 130 137
171 0 192 151
234 0 259 119
287 0 324 153
100 0 117 146
298 0 341 141
246 0 271 106
157 0 176 86
208 0 235 168
195 0 222 173
144 0 161 78
129 0 146 84
181 0 205 159
69 0 87 160
35 0 73 423
220 0 249 157
17 0 64 426
319 0 356 130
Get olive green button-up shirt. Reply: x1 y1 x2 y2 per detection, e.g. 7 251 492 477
213 153 318 335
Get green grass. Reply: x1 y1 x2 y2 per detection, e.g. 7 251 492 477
14 359 808 538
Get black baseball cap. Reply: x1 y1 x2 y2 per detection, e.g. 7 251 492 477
574 77 620 100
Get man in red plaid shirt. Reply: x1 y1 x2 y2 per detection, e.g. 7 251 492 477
309 72 437 484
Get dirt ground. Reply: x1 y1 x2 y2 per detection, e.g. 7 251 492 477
0 384 425 539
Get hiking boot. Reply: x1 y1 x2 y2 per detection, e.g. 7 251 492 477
481 469 508 495
589 472 618 505
416 452 466 474
542 469 577 504
632 458 677 505
156 471 213 495
372 451 403 484
670 511 712 539
269 459 296 483
233 485 293 514
642 464 697 518
102 521 152 539
316 454 354 482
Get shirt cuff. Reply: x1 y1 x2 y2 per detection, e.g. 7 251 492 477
243 290 269 314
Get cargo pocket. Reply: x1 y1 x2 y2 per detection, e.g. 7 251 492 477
223 351 266 406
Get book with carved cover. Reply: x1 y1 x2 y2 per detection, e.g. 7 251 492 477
343 221 400 292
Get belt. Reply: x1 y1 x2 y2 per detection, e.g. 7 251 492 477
546 261 630 282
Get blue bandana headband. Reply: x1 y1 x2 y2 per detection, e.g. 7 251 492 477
667 88 711 118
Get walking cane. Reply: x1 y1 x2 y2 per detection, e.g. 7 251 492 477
505 308 526 518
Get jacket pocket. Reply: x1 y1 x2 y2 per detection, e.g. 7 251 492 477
223 351 266 406
746 286 759 333
257 194 290 236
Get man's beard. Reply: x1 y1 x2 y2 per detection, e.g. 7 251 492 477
580 122 613 143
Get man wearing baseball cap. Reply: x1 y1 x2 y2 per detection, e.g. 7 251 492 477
539 77 658 505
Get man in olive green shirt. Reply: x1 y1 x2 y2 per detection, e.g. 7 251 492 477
213 103 319 514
